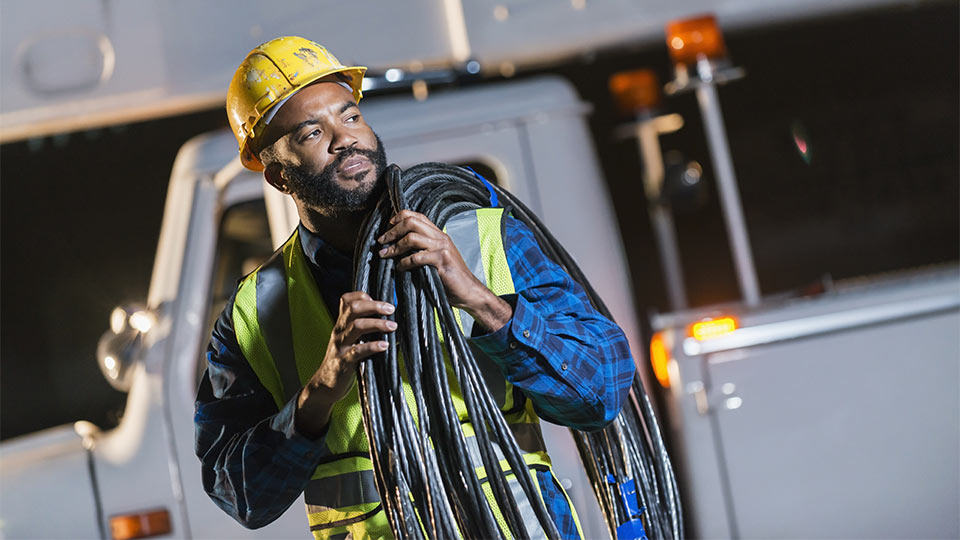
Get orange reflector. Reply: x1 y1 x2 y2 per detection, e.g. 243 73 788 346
665 14 727 65
650 331 671 388
609 69 661 114
690 317 737 341
110 509 171 540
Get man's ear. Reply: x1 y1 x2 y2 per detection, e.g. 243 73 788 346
263 162 287 193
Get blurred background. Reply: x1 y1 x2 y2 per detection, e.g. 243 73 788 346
0 0 957 538
4 0 955 441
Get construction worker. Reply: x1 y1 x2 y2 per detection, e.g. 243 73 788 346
195 36 636 539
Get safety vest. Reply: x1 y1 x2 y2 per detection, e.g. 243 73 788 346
232 208 581 539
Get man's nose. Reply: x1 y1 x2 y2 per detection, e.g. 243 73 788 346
330 129 359 154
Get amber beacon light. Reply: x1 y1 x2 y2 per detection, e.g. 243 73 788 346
609 69 661 115
109 508 171 540
666 14 727 65
649 331 672 388
690 317 738 341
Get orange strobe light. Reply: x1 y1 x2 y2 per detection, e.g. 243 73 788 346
650 331 671 388
665 14 727 65
110 508 171 540
609 69 661 115
690 317 737 341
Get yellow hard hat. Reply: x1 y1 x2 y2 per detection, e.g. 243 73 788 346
227 36 367 171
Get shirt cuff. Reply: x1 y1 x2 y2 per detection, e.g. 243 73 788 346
468 293 548 373
269 394 332 466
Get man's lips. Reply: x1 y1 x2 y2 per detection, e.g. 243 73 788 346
339 155 370 175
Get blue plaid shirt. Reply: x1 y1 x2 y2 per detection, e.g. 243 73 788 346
195 215 635 538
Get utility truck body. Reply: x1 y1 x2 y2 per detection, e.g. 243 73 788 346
650 265 959 538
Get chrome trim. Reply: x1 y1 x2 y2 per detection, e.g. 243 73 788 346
683 293 960 356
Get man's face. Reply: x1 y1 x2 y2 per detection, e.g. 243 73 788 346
262 81 387 215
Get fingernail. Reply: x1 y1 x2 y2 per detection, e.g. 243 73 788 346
377 235 384 243
382 303 395 314
378 341 388 350
378 248 388 257
386 321 398 330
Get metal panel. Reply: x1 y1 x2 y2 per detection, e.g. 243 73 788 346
1 0 913 141
0 426 103 539
701 310 959 538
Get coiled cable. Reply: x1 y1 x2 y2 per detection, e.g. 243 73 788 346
353 163 682 539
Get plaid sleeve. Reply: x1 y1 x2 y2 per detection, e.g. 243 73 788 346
194 296 327 529
469 216 635 431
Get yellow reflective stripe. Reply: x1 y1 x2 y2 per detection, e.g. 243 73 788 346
284 230 334 383
311 455 373 480
232 273 285 409
306 501 382 530
308 506 392 540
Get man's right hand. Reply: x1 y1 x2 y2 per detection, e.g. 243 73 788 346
294 291 396 439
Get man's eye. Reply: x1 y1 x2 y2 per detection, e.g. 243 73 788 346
303 129 320 141
346 115 359 123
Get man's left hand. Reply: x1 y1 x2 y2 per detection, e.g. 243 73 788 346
378 210 512 332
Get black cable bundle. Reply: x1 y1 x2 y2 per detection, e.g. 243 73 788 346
353 163 682 539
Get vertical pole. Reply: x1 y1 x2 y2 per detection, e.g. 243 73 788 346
650 206 688 310
637 122 689 310
694 81 761 306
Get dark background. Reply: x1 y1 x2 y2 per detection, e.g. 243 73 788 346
2 1 957 440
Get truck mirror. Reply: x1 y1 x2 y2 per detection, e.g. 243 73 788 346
97 304 154 391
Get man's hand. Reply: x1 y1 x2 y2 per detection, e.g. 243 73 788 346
295 292 396 439
377 210 513 333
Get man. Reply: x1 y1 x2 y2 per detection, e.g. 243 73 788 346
195 36 635 539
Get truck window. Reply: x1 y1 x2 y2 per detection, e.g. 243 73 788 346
198 199 274 385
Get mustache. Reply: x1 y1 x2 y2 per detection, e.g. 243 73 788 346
332 145 381 171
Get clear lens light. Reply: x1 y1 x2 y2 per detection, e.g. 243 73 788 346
103 355 119 379
129 311 154 333
385 68 402 82
110 307 126 334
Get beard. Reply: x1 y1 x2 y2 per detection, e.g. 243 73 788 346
283 133 388 216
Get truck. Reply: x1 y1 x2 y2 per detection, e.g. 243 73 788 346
1 0 956 538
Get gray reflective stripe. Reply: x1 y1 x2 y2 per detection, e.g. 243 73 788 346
463 426 550 540
445 210 507 408
507 473 549 540
444 210 485 338
255 252 303 403
305 469 381 508
462 423 547 474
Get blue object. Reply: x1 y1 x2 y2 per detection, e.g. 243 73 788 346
616 518 648 540
465 166 499 207
619 478 641 517
608 475 647 539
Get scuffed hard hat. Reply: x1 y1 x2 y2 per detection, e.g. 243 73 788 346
226 36 367 171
